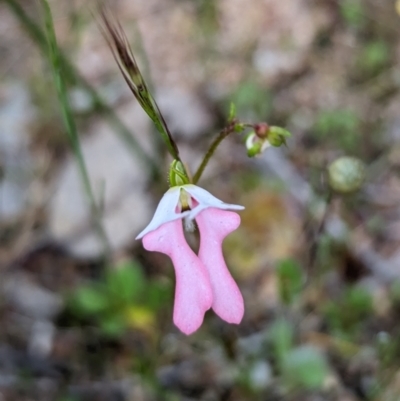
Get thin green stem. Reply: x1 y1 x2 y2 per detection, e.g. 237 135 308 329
192 122 237 184
40 0 110 256
5 0 161 179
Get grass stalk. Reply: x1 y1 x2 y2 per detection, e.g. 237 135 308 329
40 0 110 256
4 0 161 179
99 10 181 163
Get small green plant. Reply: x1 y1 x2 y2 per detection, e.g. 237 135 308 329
339 0 365 29
390 280 400 305
276 258 304 306
358 40 390 76
313 109 360 151
230 80 272 120
269 318 294 364
281 345 329 390
323 285 373 340
269 319 329 391
69 261 171 337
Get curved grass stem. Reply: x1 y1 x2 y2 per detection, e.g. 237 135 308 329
5 0 161 179
40 0 111 257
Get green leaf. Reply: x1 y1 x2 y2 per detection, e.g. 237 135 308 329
345 286 372 315
146 280 172 310
99 315 126 337
106 261 146 304
269 318 294 364
276 258 304 305
323 285 372 339
282 346 328 390
339 0 365 28
71 285 109 316
360 41 390 74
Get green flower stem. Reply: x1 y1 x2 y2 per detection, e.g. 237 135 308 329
40 0 110 256
5 0 161 179
192 122 238 184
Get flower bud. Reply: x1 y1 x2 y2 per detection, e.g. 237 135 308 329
245 132 271 157
234 123 245 133
328 156 365 193
247 141 262 158
254 122 270 138
169 160 190 187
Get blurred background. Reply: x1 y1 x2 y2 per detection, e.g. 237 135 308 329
1 0 400 400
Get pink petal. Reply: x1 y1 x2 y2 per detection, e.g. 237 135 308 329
196 208 244 324
142 220 213 335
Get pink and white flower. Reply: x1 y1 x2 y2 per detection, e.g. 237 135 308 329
136 184 245 335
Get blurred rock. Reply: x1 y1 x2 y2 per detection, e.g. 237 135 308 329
156 87 214 140
218 0 331 84
68 377 155 401
2 273 63 320
0 82 35 221
0 343 62 378
68 87 94 114
157 360 210 391
248 360 273 391
237 331 267 357
47 101 154 258
28 320 55 358
157 342 235 395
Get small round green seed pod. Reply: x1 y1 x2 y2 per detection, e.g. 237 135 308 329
328 156 366 193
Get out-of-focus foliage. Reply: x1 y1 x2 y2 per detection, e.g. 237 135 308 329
281 345 329 390
340 0 365 28
313 110 360 151
323 286 373 340
276 258 304 305
69 261 171 337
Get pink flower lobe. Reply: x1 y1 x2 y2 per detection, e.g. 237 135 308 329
142 219 213 335
196 208 244 324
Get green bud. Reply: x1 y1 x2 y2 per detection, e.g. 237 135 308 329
169 160 190 187
234 123 245 132
247 142 262 157
267 126 291 147
245 132 272 157
328 156 366 193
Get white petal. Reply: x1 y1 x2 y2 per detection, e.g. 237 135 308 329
136 187 189 239
261 140 272 152
184 185 244 220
